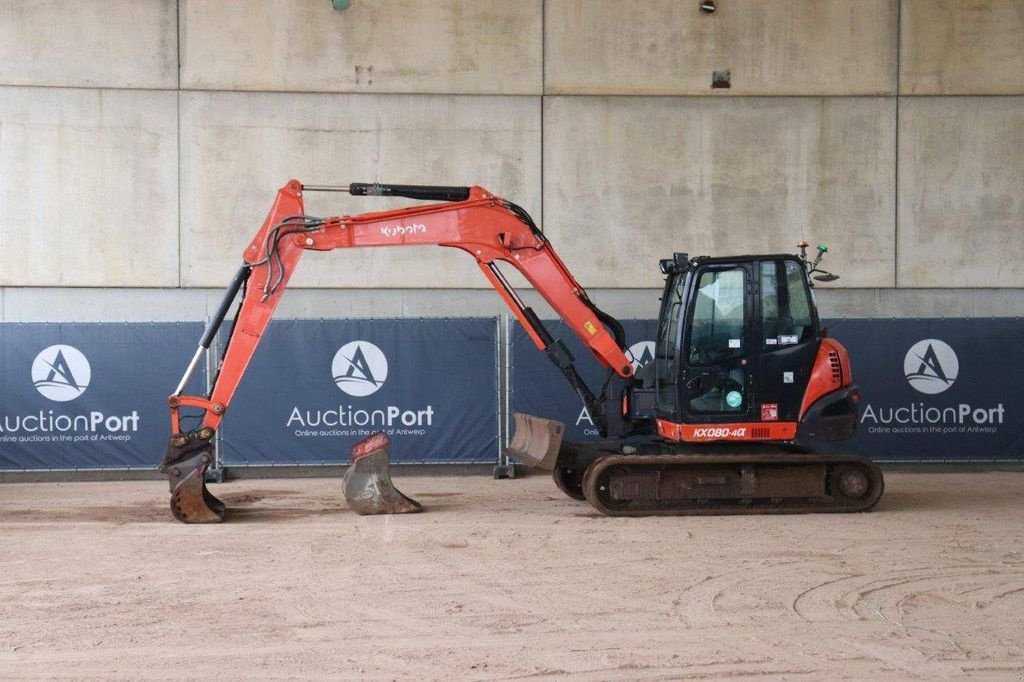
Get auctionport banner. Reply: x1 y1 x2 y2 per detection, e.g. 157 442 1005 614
510 319 659 443
220 318 499 465
510 317 1024 462
0 323 203 469
822 318 1024 462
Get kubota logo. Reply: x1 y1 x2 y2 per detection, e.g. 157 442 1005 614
332 341 388 397
380 223 427 238
904 339 958 395
626 341 655 372
32 344 91 402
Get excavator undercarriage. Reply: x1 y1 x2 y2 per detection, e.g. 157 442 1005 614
537 439 883 516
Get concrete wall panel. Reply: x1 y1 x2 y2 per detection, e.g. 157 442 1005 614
180 91 540 288
180 0 542 94
0 1 177 89
901 0 1024 95
898 97 1024 287
0 87 179 287
544 97 896 289
545 0 897 95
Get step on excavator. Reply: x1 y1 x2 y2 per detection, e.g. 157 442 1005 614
159 180 883 522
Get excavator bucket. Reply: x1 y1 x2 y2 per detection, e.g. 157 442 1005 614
505 412 565 471
160 430 225 524
342 432 423 515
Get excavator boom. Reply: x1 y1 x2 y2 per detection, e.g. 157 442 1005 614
160 180 634 522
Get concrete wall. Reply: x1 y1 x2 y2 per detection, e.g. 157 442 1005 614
898 96 1024 287
0 1 177 89
179 91 540 289
901 0 1024 95
544 96 896 288
180 0 542 94
0 87 179 287
1 0 1022 322
545 0 899 95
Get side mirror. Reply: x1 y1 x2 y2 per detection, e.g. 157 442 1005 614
813 273 840 283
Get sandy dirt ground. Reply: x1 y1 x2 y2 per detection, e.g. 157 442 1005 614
0 472 1023 680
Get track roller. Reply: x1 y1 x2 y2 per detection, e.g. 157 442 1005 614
552 464 586 501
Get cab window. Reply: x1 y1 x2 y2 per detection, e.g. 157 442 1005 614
657 275 685 361
656 274 685 411
760 260 814 347
687 268 746 366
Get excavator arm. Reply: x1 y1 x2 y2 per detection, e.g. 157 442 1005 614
160 180 636 522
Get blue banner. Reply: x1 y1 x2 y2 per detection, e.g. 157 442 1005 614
510 317 1024 462
5 316 1019 469
823 318 1024 462
510 320 658 442
221 318 499 465
0 323 204 469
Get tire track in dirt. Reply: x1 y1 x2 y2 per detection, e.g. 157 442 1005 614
672 556 840 627
791 564 1024 623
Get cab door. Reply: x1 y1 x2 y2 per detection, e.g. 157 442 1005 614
677 264 755 423
653 272 687 421
755 258 819 422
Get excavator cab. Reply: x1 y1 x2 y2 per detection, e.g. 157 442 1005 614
652 253 823 434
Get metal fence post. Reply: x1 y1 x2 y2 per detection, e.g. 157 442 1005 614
492 313 516 479
203 316 225 483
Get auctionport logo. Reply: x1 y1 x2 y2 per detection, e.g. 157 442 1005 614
861 336 1003 434
332 341 388 397
1 344 140 443
287 340 433 437
904 339 958 395
626 341 655 373
32 345 91 402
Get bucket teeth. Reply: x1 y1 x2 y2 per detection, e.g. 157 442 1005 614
161 431 225 523
343 432 423 515
505 413 565 470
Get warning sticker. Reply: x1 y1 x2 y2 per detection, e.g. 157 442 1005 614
761 403 779 421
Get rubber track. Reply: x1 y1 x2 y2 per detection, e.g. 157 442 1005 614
581 452 884 516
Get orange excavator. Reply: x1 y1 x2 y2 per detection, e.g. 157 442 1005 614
159 180 883 522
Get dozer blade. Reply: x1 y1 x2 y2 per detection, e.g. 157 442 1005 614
160 431 226 523
342 432 423 515
505 412 565 471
